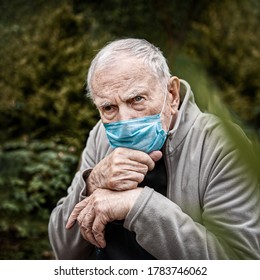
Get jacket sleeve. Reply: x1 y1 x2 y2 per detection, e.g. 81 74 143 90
48 170 95 259
48 122 104 259
124 125 260 259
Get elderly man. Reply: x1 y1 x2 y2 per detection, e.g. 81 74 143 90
48 38 260 259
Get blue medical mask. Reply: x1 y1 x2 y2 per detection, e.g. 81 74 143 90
103 93 169 153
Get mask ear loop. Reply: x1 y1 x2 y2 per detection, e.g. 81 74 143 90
159 86 168 116
160 84 172 133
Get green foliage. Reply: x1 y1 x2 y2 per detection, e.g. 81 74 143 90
0 140 78 259
188 0 260 129
83 0 209 49
0 2 103 148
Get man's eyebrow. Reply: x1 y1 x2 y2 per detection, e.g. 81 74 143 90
97 100 112 108
123 89 149 101
95 89 149 107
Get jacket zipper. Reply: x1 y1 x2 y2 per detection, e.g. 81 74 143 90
163 137 172 199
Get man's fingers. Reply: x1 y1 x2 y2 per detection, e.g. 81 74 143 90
77 200 93 225
115 148 155 171
76 198 101 247
78 201 107 248
66 212 78 229
92 215 107 248
66 199 89 229
80 226 100 248
149 150 163 162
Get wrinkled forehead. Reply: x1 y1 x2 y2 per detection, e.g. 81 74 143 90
93 55 150 78
91 57 161 94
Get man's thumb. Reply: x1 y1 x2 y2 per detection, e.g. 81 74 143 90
149 150 163 162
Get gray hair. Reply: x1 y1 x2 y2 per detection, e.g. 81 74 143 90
86 38 171 99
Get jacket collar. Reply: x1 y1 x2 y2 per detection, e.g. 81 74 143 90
166 79 201 153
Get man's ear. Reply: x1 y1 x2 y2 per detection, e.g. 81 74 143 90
168 76 180 113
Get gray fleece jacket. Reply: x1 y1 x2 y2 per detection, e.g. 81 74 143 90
48 80 260 259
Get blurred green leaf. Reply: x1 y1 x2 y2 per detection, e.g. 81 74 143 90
0 140 78 259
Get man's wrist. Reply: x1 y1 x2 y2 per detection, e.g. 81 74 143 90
82 169 97 196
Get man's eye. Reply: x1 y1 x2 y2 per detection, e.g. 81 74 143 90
104 105 113 111
133 96 143 102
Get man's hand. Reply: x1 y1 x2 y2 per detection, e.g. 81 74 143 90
87 148 162 194
66 188 142 248
66 148 162 247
